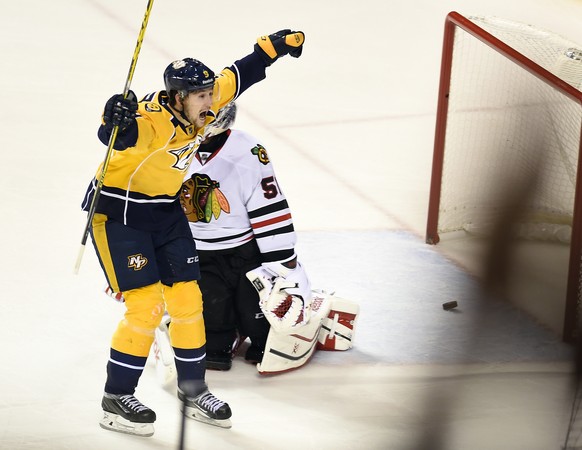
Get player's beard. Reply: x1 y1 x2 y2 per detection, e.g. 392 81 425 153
184 109 206 129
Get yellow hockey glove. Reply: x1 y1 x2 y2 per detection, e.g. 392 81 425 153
254 29 305 66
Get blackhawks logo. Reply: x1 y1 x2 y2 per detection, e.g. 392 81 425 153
180 173 230 222
251 144 270 165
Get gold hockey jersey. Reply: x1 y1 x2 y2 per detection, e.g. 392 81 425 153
82 52 268 231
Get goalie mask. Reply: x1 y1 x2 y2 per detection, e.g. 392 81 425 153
204 102 237 138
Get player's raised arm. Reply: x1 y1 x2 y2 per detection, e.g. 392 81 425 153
215 29 306 106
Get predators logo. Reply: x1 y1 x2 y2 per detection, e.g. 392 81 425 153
181 173 230 223
251 144 270 165
127 254 148 270
170 141 197 171
144 103 161 113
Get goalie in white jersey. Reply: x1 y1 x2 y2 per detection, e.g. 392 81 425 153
179 101 306 369
171 102 359 374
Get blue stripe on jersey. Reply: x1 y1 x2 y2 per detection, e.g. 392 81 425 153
82 178 185 231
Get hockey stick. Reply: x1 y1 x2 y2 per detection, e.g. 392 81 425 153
178 395 187 450
74 0 155 274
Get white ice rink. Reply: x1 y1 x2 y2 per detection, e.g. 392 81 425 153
2 0 582 449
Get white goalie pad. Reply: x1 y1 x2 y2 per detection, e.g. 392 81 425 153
256 291 332 374
316 295 359 351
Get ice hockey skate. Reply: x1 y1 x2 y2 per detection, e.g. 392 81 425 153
99 393 156 437
206 333 247 371
206 350 233 371
178 384 232 428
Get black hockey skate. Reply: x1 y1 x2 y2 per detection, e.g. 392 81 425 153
178 385 232 428
245 344 264 364
206 333 247 371
100 393 156 437
206 350 233 371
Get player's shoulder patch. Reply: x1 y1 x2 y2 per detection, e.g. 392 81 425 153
145 102 162 113
250 144 270 165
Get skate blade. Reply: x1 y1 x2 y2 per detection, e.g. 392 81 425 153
99 411 155 437
182 407 232 429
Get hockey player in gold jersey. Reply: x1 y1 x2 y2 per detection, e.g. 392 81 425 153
81 30 305 437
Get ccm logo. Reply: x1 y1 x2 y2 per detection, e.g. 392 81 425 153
186 256 199 264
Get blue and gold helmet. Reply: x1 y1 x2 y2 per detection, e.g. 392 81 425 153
163 58 215 94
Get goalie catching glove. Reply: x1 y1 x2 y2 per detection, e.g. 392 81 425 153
246 260 312 333
255 29 305 66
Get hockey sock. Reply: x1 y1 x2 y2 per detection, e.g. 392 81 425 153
173 346 206 389
104 348 147 395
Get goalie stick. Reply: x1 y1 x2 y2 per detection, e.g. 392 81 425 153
74 0 155 274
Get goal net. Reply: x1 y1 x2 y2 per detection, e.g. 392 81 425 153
425 12 582 341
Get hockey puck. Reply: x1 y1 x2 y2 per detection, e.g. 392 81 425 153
442 301 458 310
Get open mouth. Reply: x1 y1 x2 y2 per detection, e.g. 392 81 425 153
198 111 208 121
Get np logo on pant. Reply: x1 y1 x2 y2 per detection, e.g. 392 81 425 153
128 254 148 270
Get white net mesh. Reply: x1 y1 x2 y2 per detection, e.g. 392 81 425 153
438 16 582 243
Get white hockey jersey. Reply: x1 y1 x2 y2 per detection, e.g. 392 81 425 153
181 129 296 263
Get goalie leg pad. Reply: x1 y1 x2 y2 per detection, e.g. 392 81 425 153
256 292 331 374
257 323 320 375
317 296 359 351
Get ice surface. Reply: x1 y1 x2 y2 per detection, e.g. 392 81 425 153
2 0 582 448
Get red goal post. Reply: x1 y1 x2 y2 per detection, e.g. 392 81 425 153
425 11 582 341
